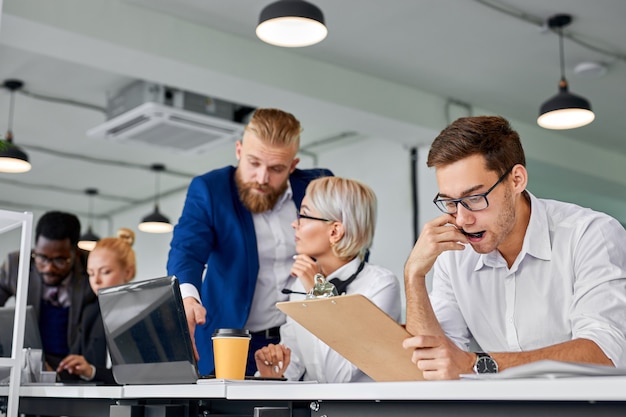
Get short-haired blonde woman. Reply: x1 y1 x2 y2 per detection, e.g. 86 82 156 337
254 177 401 382
57 228 136 384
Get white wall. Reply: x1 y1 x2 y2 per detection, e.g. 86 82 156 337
0 136 442 323
8 0 623 323
100 136 442 323
114 137 421 278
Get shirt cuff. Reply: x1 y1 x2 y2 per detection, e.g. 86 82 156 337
180 283 201 302
80 365 96 381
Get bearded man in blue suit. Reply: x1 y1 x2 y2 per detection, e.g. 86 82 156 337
167 108 332 376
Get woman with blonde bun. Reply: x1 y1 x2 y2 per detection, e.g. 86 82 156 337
57 228 136 384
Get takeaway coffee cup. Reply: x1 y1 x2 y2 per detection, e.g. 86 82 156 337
212 328 251 380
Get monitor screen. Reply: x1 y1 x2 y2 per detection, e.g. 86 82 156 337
0 305 42 357
99 276 194 365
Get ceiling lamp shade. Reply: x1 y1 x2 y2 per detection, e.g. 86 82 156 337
138 206 173 233
78 188 101 251
537 14 595 130
78 227 100 252
256 0 327 47
138 163 174 233
0 79 31 173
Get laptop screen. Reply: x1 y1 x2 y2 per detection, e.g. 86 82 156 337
0 305 42 357
98 276 199 384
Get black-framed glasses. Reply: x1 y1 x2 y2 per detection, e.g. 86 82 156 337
296 212 332 226
32 252 73 269
433 166 514 215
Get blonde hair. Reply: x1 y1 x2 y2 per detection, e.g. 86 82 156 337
244 108 301 148
306 177 377 261
92 228 136 280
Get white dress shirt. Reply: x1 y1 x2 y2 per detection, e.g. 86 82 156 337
281 258 401 382
245 186 296 332
430 192 626 367
180 184 296 332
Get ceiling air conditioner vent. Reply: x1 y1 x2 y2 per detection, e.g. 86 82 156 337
87 102 245 154
87 82 251 155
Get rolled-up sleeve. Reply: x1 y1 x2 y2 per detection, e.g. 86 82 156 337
570 215 626 367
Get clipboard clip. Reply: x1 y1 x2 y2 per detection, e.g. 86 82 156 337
306 273 338 299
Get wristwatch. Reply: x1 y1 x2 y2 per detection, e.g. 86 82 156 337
473 352 498 374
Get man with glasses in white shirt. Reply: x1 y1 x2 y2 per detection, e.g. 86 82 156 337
167 108 332 376
403 115 626 379
0 211 94 370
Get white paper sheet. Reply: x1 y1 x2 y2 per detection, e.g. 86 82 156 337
461 360 626 380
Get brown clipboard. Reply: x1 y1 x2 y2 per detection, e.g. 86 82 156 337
277 294 424 382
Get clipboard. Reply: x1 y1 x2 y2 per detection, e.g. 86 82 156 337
277 294 424 382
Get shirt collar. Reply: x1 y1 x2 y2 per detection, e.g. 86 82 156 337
326 257 360 281
522 191 552 261
272 181 293 212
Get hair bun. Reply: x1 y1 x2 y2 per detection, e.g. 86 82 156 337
116 228 135 247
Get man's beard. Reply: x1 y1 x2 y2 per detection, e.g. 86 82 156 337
236 171 289 214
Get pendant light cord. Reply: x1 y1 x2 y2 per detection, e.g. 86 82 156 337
558 26 565 81
7 90 15 135
88 194 94 228
154 170 161 207
150 163 166 209
86 188 98 229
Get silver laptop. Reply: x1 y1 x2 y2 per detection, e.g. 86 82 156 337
0 305 43 382
0 305 43 357
98 276 200 384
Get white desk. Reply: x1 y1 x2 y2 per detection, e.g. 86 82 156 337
4 377 626 417
226 376 626 401
3 384 123 417
123 381 226 399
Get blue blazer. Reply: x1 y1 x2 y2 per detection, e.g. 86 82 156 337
167 166 332 374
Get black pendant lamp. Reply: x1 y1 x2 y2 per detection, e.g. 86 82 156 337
537 14 595 130
256 0 327 47
78 188 101 251
138 163 174 233
0 80 32 173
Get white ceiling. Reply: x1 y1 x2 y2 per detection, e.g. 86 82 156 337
1 0 626 225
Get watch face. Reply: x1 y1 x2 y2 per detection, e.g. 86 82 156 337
476 356 498 373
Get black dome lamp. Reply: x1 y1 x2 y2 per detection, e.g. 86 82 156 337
78 188 101 251
0 79 32 173
256 0 327 47
537 14 595 130
138 163 174 233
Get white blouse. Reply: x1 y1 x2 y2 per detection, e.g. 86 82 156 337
281 257 401 382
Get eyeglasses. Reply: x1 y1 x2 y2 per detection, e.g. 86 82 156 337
32 252 73 269
296 212 332 226
433 166 514 215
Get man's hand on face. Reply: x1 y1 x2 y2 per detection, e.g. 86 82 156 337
404 214 468 279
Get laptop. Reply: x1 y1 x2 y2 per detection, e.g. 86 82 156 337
98 275 200 385
0 305 43 383
0 305 43 358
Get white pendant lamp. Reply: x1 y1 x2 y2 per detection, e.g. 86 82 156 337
0 80 32 173
256 0 327 47
139 163 174 233
537 14 595 130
